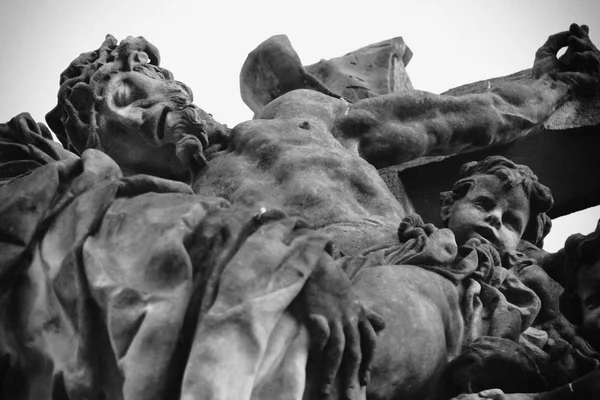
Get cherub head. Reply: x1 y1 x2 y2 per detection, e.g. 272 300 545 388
560 220 600 350
46 35 227 181
440 156 554 254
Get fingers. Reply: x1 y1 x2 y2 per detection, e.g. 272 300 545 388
341 321 362 400
568 24 599 55
117 174 194 196
478 388 506 399
572 51 600 72
307 314 330 352
423 223 437 236
358 317 377 386
568 35 592 53
366 309 387 333
536 30 570 60
570 23 589 38
320 323 345 398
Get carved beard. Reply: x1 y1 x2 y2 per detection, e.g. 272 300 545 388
164 102 210 182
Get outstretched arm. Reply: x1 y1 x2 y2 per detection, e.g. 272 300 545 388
337 24 599 169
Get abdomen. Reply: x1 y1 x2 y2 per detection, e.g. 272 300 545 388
352 265 464 400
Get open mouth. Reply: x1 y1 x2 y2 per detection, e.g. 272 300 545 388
156 106 171 141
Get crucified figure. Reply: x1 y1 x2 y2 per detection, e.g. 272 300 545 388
22 23 597 399
47 24 599 257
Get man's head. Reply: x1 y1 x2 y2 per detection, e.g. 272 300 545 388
46 35 227 181
440 156 553 253
561 220 600 350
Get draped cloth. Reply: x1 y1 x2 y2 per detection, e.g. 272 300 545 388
0 113 78 185
0 148 329 400
342 214 541 345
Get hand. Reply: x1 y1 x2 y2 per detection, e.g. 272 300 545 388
561 24 600 91
298 253 385 399
534 24 600 91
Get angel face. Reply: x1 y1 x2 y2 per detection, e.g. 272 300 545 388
445 175 530 254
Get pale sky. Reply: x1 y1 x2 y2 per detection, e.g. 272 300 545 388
1 0 599 251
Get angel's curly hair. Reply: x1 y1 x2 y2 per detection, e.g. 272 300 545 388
440 156 554 247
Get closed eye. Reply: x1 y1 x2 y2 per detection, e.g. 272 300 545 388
114 84 136 107
473 196 494 211
113 78 147 107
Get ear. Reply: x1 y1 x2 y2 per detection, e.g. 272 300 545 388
70 83 94 114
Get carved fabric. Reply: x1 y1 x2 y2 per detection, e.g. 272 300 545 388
342 214 541 344
0 149 326 399
240 34 413 115
0 113 77 185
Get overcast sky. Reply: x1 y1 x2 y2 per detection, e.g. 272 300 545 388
1 0 599 251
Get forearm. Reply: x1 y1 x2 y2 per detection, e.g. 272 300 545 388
540 370 600 400
342 75 570 168
431 75 570 152
495 370 600 400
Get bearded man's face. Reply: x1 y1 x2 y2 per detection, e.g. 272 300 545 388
95 65 207 181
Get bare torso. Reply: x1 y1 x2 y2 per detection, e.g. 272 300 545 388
193 89 406 255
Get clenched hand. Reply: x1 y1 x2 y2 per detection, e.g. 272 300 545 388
534 23 600 92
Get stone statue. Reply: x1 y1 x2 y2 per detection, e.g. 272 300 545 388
1 22 600 400
342 156 552 399
451 221 600 399
0 136 387 399
45 25 599 257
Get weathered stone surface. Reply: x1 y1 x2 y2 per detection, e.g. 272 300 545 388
2 23 600 400
0 112 77 184
240 35 413 116
305 36 414 101
345 213 542 399
240 35 343 116
383 73 600 227
443 68 600 130
0 148 330 399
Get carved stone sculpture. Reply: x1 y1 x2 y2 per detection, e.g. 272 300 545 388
1 23 600 400
46 25 598 257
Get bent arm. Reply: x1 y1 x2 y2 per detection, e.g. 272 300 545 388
336 75 569 169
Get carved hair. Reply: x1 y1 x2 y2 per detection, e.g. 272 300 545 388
560 220 600 325
440 156 554 247
45 35 198 155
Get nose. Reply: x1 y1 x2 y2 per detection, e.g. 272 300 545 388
484 208 502 229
